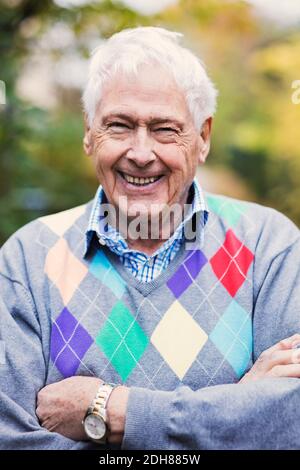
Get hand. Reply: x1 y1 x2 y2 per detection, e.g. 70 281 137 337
240 333 300 384
36 376 102 440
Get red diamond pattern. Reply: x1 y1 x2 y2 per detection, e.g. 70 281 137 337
210 229 254 297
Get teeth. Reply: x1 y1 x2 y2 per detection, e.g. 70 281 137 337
122 173 160 185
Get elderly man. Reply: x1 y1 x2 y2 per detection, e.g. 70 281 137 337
1 27 300 450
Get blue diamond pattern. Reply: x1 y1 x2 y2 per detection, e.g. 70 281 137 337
209 300 252 378
89 250 126 298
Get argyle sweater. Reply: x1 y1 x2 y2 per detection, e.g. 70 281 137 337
1 192 300 450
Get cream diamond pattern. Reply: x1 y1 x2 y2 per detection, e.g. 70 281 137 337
39 204 86 236
151 300 208 380
45 238 88 305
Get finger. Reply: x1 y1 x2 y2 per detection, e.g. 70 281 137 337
270 364 300 378
47 422 61 432
37 390 46 407
42 418 60 432
259 333 300 357
36 406 51 423
254 348 300 376
39 416 51 428
36 406 43 421
265 348 300 368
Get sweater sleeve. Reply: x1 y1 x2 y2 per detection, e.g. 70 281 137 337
122 214 300 450
0 241 95 450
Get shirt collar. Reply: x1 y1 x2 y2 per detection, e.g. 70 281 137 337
84 178 209 258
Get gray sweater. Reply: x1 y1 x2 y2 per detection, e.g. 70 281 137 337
0 192 300 449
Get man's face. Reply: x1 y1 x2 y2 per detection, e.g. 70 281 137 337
84 65 211 219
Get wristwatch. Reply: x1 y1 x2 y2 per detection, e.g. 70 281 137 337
83 382 117 444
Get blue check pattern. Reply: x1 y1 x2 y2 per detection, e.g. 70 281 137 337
85 179 208 282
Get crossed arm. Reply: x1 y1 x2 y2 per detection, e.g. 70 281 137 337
36 333 300 445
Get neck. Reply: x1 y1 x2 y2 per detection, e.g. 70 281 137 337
127 237 166 256
123 187 194 256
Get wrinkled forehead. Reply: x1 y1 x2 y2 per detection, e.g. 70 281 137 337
95 64 192 125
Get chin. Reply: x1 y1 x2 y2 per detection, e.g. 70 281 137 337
126 206 152 219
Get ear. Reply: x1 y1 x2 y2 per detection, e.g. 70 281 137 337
198 117 212 165
83 113 93 156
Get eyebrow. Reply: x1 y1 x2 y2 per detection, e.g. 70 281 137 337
102 112 184 129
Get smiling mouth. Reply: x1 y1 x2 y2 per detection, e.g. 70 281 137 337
118 171 163 186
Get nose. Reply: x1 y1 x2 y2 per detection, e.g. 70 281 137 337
126 126 156 167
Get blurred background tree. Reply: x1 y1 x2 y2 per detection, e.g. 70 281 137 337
0 0 300 245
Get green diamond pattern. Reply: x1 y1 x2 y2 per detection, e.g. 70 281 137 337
206 195 247 227
96 301 149 381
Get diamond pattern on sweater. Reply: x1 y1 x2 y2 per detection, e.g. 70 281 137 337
89 250 126 299
45 238 88 304
167 249 207 298
210 229 254 297
50 307 93 378
41 193 258 390
209 300 252 377
206 195 247 227
151 300 208 380
40 205 86 236
125 342 165 389
96 301 149 381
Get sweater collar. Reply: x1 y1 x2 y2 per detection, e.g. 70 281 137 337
84 178 209 258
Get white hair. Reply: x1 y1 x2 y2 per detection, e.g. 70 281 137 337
82 26 218 130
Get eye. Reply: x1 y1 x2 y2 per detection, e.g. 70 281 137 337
108 122 130 131
155 127 178 133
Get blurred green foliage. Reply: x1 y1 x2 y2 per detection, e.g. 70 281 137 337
0 0 300 245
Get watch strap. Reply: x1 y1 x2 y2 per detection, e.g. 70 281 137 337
89 383 115 421
83 382 118 444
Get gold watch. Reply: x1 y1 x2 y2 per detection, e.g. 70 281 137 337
83 382 117 444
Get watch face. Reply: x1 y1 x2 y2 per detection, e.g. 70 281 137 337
84 414 106 440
